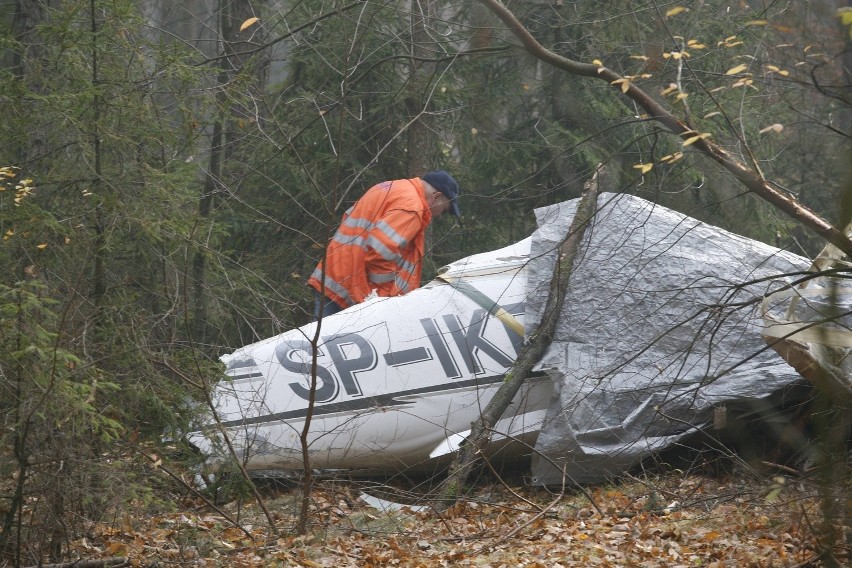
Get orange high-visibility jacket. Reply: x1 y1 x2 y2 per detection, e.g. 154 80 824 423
308 177 433 309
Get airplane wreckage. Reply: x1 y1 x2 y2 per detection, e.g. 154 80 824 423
189 193 851 485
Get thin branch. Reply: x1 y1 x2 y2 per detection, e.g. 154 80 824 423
477 467 566 554
132 445 255 541
477 0 852 257
22 559 128 568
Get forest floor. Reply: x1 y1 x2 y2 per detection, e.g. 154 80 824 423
63 460 849 568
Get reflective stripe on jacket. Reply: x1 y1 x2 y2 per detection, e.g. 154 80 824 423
308 177 433 309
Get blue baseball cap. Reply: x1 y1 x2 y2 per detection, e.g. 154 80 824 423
422 170 460 217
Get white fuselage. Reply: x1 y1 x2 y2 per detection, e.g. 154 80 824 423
189 237 551 473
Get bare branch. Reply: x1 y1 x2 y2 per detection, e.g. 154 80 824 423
477 0 852 257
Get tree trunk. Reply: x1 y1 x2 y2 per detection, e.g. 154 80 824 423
437 166 603 507
405 0 436 175
193 0 268 343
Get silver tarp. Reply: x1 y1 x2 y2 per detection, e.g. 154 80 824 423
524 193 811 485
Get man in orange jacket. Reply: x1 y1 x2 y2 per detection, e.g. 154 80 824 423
308 171 460 319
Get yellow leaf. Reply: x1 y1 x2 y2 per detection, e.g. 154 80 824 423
731 78 754 88
660 152 684 163
719 36 744 48
37 243 48 249
725 64 748 75
682 133 710 146
633 163 654 174
759 123 784 134
764 65 789 76
765 486 783 502
630 55 649 61
675 92 689 100
239 17 259 32
661 83 679 95
745 20 768 26
611 78 631 93
686 39 706 49
839 6 852 35
666 6 687 17
592 59 602 65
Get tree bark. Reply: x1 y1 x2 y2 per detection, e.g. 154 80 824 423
406 0 437 175
437 166 603 507
193 0 268 343
477 0 852 257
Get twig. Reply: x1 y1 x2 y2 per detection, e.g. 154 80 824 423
477 426 605 518
132 445 255 541
789 554 824 568
477 433 541 512
23 558 128 568
173 273 280 536
323 545 362 561
761 461 803 476
477 465 567 553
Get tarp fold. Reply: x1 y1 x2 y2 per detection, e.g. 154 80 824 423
526 194 809 484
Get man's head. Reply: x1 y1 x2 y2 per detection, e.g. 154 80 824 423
422 170 460 218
